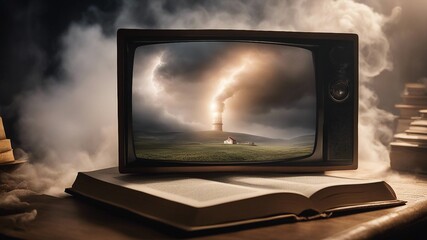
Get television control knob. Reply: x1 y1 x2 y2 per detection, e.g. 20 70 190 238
330 81 349 102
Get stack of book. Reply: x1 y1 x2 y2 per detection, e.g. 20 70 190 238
394 83 427 133
390 83 427 173
0 117 15 164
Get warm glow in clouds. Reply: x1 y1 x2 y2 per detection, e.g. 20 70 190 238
211 56 252 117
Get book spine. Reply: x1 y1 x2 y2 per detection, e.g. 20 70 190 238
0 149 14 163
0 117 5 140
0 139 12 153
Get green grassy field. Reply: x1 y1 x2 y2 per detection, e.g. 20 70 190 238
134 141 313 162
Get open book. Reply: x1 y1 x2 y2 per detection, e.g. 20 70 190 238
66 168 404 231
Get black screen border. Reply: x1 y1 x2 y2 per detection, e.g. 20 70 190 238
118 29 358 173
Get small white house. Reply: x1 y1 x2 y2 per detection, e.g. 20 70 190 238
224 136 237 144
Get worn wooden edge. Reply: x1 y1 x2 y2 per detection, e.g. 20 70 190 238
324 198 427 240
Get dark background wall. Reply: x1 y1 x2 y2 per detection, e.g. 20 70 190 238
1 0 427 147
0 0 121 145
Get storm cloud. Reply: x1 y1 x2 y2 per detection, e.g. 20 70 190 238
132 42 315 138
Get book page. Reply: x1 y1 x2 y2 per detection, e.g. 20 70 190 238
87 169 382 209
203 174 380 198
104 173 277 208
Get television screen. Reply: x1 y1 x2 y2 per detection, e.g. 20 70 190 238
118 29 358 172
132 42 316 163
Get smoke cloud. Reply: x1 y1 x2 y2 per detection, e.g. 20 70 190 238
132 42 315 137
1 0 407 225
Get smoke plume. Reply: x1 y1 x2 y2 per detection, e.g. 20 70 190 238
1 0 406 225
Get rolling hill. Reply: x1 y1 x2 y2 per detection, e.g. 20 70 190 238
135 130 314 146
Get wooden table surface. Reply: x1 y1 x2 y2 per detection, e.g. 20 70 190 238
1 168 427 240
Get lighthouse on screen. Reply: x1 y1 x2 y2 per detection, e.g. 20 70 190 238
211 101 224 131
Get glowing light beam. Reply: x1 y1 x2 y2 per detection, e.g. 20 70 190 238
210 56 253 130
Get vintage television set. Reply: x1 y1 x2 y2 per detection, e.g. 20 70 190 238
118 29 358 173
